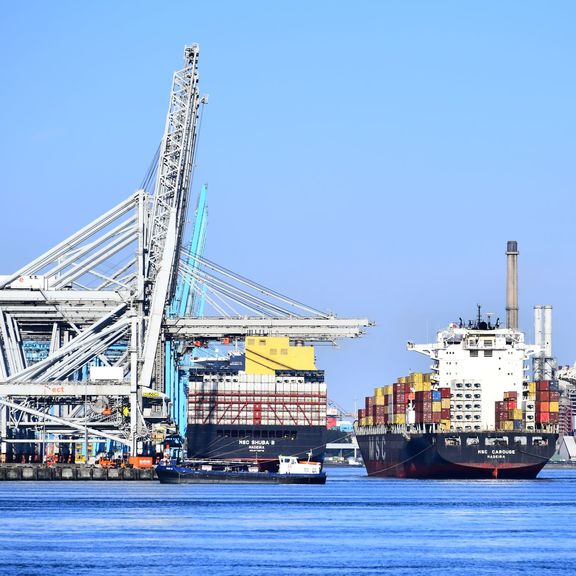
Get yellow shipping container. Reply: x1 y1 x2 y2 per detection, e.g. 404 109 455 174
375 387 385 397
385 384 393 395
375 395 385 406
432 401 442 412
440 419 451 431
365 417 373 426
527 382 536 394
501 421 514 431
441 398 451 409
550 401 559 413
423 373 432 382
415 382 432 392
511 408 523 420
398 376 407 384
245 336 315 374
393 414 406 425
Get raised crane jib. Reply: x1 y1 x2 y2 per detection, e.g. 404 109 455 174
139 45 205 391
146 44 204 301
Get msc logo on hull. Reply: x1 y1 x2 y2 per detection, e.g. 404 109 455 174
368 436 387 461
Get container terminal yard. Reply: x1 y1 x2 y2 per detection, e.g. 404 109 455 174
0 45 371 478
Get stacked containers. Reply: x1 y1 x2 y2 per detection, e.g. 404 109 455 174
357 372 446 428
535 380 560 429
364 395 374 427
414 388 434 424
393 380 409 425
188 371 327 428
495 391 522 431
409 373 443 426
372 387 386 425
440 387 451 430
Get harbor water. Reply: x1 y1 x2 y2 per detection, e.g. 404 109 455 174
0 467 575 575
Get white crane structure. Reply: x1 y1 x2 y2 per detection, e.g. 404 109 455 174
0 45 371 460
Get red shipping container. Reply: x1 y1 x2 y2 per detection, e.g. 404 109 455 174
441 408 451 419
536 412 550 423
374 413 387 424
506 399 517 410
549 412 559 423
537 380 550 391
504 391 518 400
538 391 550 402
550 391 560 402
441 388 451 398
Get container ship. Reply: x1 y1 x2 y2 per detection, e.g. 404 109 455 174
354 242 559 479
186 336 327 471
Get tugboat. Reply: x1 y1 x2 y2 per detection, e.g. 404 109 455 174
156 450 327 484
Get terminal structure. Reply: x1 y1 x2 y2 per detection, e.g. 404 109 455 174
0 45 371 461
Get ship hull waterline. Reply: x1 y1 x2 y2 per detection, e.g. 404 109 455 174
186 424 327 471
156 465 327 484
355 430 558 479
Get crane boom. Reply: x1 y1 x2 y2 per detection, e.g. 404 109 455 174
140 45 206 390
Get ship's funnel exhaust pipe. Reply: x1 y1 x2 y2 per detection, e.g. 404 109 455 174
506 240 519 330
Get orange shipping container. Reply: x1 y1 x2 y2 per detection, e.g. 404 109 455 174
129 456 154 469
538 402 550 413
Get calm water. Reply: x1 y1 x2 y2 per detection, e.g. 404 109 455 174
0 467 575 576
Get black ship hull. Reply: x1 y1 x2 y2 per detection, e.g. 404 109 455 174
186 424 327 471
355 429 558 479
156 464 326 484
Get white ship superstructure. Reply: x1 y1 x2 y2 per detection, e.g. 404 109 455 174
408 313 539 430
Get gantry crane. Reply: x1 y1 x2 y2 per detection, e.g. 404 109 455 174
0 45 371 461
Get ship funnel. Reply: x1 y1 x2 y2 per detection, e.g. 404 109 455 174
506 240 519 330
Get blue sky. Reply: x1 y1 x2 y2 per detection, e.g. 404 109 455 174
1 1 575 409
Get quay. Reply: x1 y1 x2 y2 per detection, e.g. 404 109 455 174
0 465 157 481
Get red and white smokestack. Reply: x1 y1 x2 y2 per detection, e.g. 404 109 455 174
506 240 519 330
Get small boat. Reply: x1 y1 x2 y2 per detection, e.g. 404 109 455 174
156 454 327 484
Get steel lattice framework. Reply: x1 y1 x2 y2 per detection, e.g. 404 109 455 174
0 45 371 460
